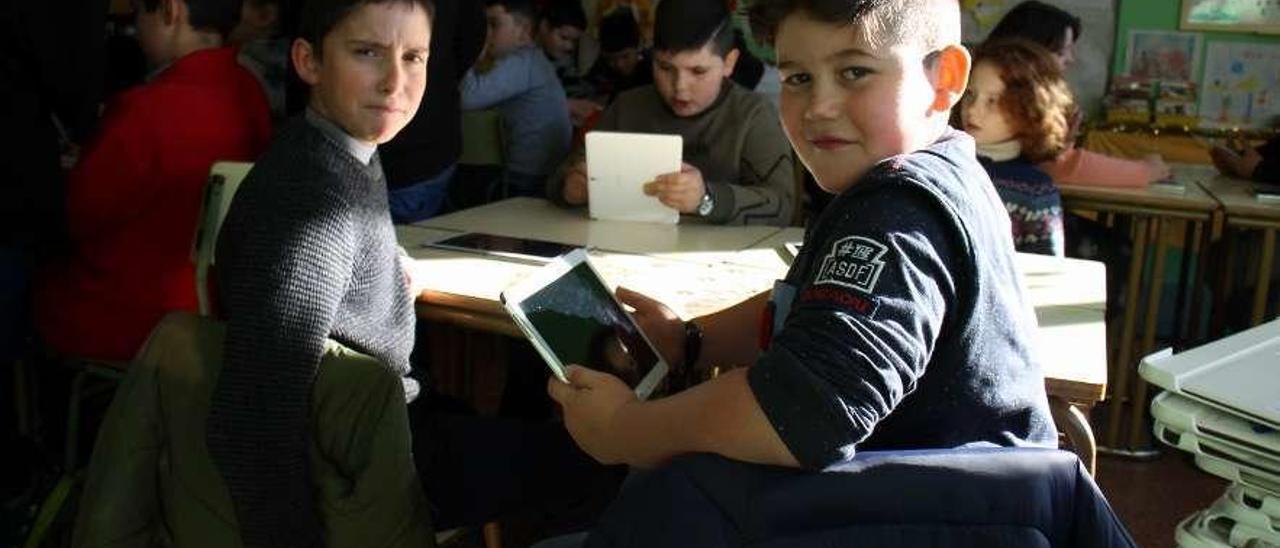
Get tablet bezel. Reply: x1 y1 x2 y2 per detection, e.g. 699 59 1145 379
426 232 579 263
499 249 669 400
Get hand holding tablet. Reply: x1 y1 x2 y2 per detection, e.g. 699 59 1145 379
500 249 670 399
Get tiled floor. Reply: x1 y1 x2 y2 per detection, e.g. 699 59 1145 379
1095 450 1228 547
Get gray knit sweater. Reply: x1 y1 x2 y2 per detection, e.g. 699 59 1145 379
208 115 416 548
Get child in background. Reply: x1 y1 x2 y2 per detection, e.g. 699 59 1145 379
231 0 289 122
463 0 572 197
583 10 652 108
536 0 588 93
960 39 1072 256
34 0 271 361
987 0 1171 187
547 0 794 226
1212 136 1280 183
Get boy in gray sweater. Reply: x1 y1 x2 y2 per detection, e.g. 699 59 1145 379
211 1 602 545
547 0 795 226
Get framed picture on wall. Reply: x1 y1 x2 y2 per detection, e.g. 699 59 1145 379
1124 30 1203 82
1181 0 1280 35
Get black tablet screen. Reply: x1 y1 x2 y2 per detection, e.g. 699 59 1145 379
517 262 659 387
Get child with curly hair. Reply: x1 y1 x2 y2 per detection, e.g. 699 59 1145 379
961 39 1075 256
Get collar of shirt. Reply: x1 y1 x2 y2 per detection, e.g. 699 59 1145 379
305 108 377 165
975 139 1021 163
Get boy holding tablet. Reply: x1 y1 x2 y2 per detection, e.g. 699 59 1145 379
548 0 1056 471
546 0 796 226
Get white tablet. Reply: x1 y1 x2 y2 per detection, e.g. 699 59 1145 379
499 249 669 399
586 131 682 224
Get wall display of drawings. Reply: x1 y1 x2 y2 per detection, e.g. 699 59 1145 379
1124 30 1203 81
1181 0 1280 35
1199 41 1280 128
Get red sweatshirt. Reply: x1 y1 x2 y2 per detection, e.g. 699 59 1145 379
34 47 271 360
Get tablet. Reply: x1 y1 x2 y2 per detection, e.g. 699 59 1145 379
426 232 579 263
1254 183 1280 204
586 131 682 224
500 249 668 399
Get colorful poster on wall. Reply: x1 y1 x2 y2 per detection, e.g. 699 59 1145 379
1199 41 1280 128
1182 0 1280 35
1124 30 1203 82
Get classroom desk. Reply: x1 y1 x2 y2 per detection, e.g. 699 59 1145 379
1194 172 1280 326
1058 167 1222 453
412 197 780 255
399 200 1109 474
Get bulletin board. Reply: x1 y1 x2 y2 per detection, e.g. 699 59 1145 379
1181 0 1280 35
962 0 1118 117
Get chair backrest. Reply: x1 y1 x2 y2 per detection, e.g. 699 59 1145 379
192 161 253 316
584 448 1137 548
458 109 506 167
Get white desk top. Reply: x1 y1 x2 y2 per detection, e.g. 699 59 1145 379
412 197 784 255
398 203 1109 400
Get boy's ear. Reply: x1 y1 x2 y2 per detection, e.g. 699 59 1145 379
291 37 322 86
722 48 740 79
928 45 971 113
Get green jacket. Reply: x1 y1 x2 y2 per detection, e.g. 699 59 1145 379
72 312 436 548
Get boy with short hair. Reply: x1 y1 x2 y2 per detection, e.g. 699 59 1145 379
209 0 434 543
211 1 603 544
536 0 588 85
462 0 572 197
548 0 1055 472
547 0 795 226
583 9 652 105
33 0 270 361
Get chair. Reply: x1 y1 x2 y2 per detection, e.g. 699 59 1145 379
71 312 436 548
21 162 253 548
192 161 253 316
457 109 509 204
584 448 1136 548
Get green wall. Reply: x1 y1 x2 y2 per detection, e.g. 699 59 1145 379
1112 0 1280 82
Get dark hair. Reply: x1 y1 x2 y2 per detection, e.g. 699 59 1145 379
653 0 734 57
969 39 1075 163
299 0 435 57
486 0 537 24
599 10 640 53
541 0 586 31
747 0 958 52
987 1 1081 53
138 0 241 37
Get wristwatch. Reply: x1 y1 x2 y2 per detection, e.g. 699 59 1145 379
696 189 715 216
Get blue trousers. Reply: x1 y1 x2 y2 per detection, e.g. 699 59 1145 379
388 164 457 224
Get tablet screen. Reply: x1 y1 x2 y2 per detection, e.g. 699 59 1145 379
429 233 578 261
515 261 660 388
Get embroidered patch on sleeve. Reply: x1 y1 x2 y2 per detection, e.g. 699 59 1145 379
813 236 888 294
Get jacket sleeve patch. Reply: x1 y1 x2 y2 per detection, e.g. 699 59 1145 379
813 236 888 294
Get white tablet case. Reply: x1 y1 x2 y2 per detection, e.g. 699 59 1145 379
1207 486 1280 538
1226 483 1280 520
1155 417 1280 494
586 131 682 224
1152 392 1280 465
1177 509 1280 548
1140 318 1280 431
